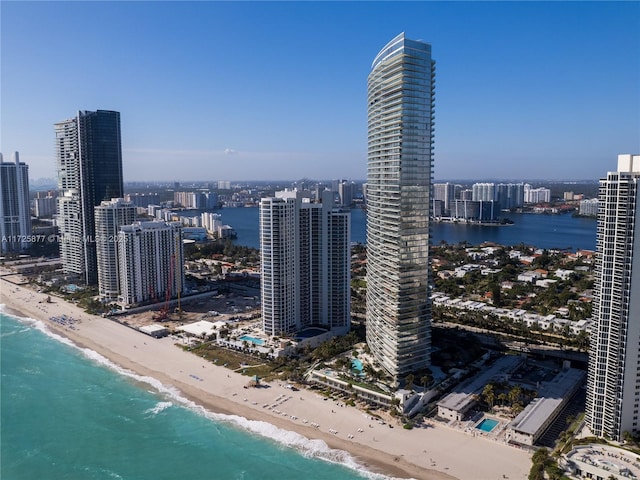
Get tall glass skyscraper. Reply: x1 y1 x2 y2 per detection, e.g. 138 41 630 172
0 152 31 253
366 33 435 380
55 110 123 285
586 154 640 441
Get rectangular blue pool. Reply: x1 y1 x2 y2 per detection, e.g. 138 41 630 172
239 335 264 346
476 418 499 432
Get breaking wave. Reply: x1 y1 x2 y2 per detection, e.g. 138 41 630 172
2 307 398 480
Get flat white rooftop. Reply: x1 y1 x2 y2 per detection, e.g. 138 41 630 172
177 320 217 337
509 368 585 436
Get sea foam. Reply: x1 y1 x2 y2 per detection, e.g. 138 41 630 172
144 401 173 416
3 308 401 480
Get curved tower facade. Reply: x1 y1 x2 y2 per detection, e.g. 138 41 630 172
366 33 435 380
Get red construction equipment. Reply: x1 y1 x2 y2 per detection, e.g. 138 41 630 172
152 255 174 321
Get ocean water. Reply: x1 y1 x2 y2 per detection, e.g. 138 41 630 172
217 207 596 251
0 311 384 480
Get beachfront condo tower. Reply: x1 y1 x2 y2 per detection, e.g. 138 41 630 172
117 221 185 308
366 33 435 381
55 110 123 285
586 154 640 441
260 190 350 337
95 198 137 301
0 152 31 254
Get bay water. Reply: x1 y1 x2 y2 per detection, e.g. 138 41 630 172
0 311 382 479
218 207 597 251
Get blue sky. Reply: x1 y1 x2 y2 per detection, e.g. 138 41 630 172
1 1 639 182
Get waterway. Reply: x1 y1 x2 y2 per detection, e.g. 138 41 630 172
210 207 597 251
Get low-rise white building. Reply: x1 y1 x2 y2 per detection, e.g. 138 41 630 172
535 278 557 288
437 356 524 422
553 269 574 280
507 368 585 446
454 264 482 278
140 324 169 338
518 271 542 283
178 320 218 337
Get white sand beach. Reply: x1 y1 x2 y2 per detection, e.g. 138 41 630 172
0 276 531 479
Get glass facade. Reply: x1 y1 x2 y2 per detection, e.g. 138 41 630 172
0 164 20 237
0 153 31 253
55 110 123 285
366 33 435 379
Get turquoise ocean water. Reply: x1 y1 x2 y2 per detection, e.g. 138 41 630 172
0 311 383 480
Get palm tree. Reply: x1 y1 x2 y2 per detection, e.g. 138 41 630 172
482 384 495 408
623 430 635 444
509 385 522 406
405 373 415 391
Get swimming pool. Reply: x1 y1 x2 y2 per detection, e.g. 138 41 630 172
476 418 499 432
351 358 363 372
239 335 264 346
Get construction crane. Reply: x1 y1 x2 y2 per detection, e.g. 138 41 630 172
152 257 174 321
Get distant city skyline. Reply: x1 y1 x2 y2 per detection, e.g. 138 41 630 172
2 1 639 182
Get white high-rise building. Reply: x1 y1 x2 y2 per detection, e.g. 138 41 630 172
496 183 525 210
95 198 137 301
579 198 599 217
0 152 31 253
338 180 354 207
433 183 455 216
201 212 223 233
586 154 640 441
259 190 350 336
523 184 551 204
201 212 235 239
117 221 184 307
366 33 434 380
472 183 496 202
34 192 58 218
124 193 159 209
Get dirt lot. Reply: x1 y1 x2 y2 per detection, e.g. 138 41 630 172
122 289 261 331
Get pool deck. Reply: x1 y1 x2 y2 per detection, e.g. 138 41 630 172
476 418 500 432
562 444 640 479
239 335 264 345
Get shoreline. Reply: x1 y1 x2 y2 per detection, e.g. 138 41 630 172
0 277 531 480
